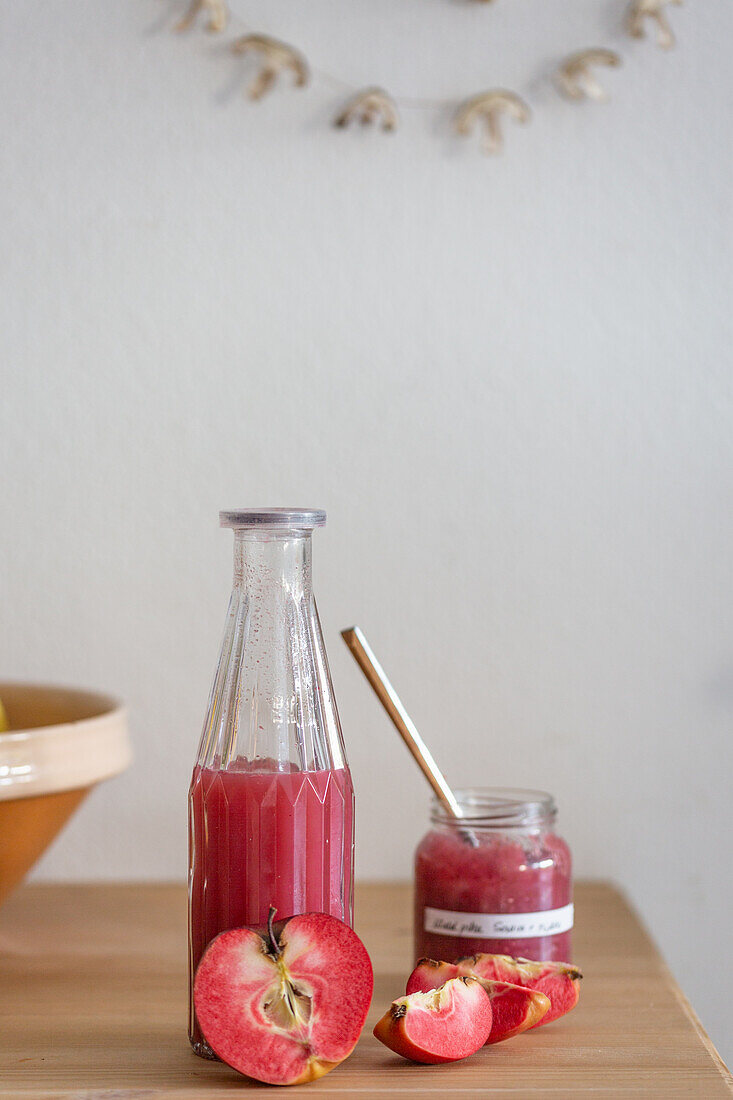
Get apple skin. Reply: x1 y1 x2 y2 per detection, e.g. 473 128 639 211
407 959 550 1043
408 953 581 1031
373 977 493 1064
461 954 581 1027
194 912 373 1085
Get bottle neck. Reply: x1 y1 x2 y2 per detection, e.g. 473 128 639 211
233 530 313 599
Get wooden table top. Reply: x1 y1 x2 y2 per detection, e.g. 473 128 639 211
1 882 730 1099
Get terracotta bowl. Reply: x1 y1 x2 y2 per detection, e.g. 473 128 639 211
0 683 131 907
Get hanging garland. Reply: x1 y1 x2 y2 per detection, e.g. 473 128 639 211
171 0 683 154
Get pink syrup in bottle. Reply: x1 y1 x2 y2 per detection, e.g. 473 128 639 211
188 760 354 1054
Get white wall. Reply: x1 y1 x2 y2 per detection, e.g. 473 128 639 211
2 0 732 1067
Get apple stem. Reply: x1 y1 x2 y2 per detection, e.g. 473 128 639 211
267 905 282 958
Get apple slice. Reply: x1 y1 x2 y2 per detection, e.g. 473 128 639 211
481 978 550 1042
460 954 582 1027
194 909 373 1085
373 977 493 1064
406 959 549 1043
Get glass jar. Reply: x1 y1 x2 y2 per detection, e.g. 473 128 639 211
414 788 573 965
188 509 354 1057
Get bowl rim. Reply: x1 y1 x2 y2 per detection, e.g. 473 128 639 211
0 681 124 735
0 681 131 800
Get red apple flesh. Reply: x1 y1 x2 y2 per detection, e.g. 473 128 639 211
373 977 493 1064
407 959 550 1043
194 910 373 1085
408 953 581 1030
463 954 581 1027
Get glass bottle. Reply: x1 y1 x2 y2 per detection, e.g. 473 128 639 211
188 509 354 1057
414 788 572 965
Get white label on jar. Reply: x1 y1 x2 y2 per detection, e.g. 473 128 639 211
423 903 574 940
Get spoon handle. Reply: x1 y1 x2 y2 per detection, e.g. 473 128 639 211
341 626 465 821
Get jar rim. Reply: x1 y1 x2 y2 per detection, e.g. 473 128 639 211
431 787 557 829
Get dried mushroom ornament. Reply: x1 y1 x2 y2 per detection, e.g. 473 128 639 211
556 49 622 102
171 0 685 154
454 91 531 156
334 89 399 133
231 34 309 100
175 0 227 33
627 0 683 49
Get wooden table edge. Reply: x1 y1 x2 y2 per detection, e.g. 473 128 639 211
573 879 733 1088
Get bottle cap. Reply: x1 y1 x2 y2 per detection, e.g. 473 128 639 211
219 508 326 530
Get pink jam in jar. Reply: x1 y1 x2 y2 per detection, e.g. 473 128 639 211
414 788 573 964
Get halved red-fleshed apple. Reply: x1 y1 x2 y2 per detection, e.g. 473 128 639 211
407 958 550 1043
373 977 493 1064
194 909 373 1085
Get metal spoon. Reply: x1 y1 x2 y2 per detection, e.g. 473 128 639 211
341 626 478 845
